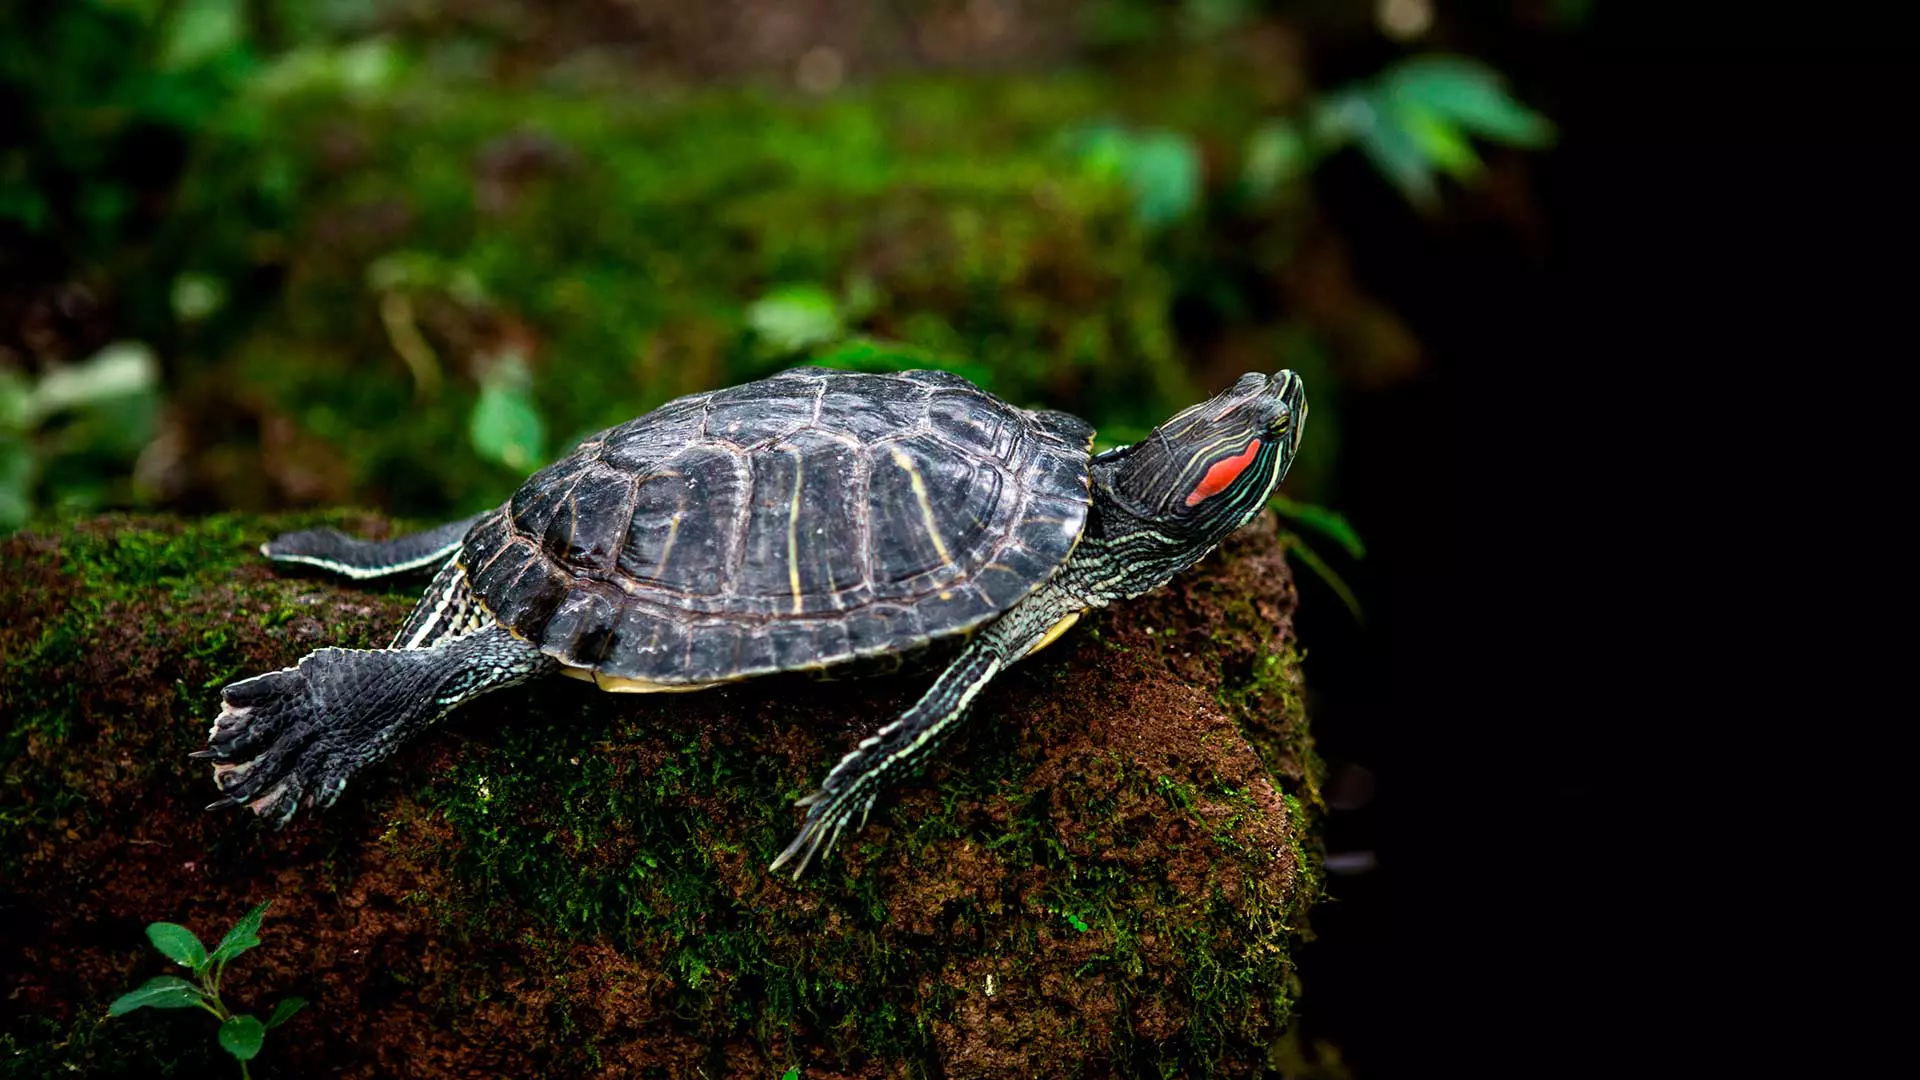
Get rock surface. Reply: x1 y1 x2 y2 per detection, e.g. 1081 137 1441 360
0 510 1321 1078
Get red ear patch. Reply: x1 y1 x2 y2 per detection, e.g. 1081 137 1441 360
1184 439 1262 507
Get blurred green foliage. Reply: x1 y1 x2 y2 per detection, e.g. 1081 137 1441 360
0 0 257 252
1068 123 1206 229
0 342 160 529
1304 56 1556 207
1 0 1554 530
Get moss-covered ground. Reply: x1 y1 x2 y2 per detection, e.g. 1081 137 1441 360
1 510 1319 1077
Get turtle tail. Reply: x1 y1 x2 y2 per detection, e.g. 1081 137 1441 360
195 625 555 825
261 514 485 580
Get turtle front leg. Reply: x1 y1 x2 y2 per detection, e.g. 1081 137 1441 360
195 624 556 825
771 590 1087 878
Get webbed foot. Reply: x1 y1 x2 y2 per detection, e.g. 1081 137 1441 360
196 654 370 825
197 626 556 826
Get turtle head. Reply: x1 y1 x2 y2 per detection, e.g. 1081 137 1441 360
1084 372 1306 596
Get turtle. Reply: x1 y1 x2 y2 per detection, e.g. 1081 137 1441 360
198 365 1307 875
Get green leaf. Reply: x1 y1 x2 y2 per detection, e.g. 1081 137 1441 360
1269 496 1367 560
108 976 205 1015
1119 130 1202 228
1280 532 1364 624
25 342 160 424
210 901 270 965
171 274 228 322
145 923 208 970
1307 89 1373 148
781 1067 801 1080
1398 105 1484 181
265 996 307 1029
0 370 31 433
160 0 246 71
1069 124 1203 228
1242 121 1310 194
252 38 402 102
218 1014 266 1061
1384 56 1555 147
1356 102 1437 208
747 285 843 354
469 356 546 473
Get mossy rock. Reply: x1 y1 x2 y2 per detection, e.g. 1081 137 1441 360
0 510 1321 1077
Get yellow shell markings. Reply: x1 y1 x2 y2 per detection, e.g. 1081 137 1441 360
560 667 729 693
787 450 806 614
888 446 953 566
654 507 684 582
649 469 689 582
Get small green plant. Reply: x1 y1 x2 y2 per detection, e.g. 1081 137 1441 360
1270 494 1367 623
107 901 305 1079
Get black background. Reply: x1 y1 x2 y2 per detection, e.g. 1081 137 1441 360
1282 6 1892 1074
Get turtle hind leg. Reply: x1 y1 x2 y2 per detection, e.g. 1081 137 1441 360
195 624 556 824
262 513 485 580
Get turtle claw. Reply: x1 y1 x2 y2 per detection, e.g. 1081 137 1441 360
771 784 872 879
199 660 333 826
205 665 304 762
200 629 554 831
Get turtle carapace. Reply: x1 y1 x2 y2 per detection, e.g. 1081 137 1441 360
199 367 1307 875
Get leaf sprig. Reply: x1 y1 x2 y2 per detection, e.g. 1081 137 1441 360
108 901 305 1079
1270 495 1367 623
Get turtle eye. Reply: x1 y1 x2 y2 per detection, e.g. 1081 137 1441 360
1182 438 1262 508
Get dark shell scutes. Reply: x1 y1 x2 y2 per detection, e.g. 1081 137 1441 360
465 367 1094 683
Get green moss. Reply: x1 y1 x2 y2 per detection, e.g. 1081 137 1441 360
0 1011 229 1080
1220 643 1324 809
401 644 1309 1072
0 513 419 882
413 690 1032 1067
4 513 1318 1075
58 517 254 590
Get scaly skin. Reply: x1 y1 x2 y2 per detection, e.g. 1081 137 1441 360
196 625 554 823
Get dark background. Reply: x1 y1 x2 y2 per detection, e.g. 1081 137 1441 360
1305 8 1893 1073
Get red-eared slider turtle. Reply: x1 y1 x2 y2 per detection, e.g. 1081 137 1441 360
199 366 1307 875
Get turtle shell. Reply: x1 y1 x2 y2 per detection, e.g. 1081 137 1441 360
459 367 1095 685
